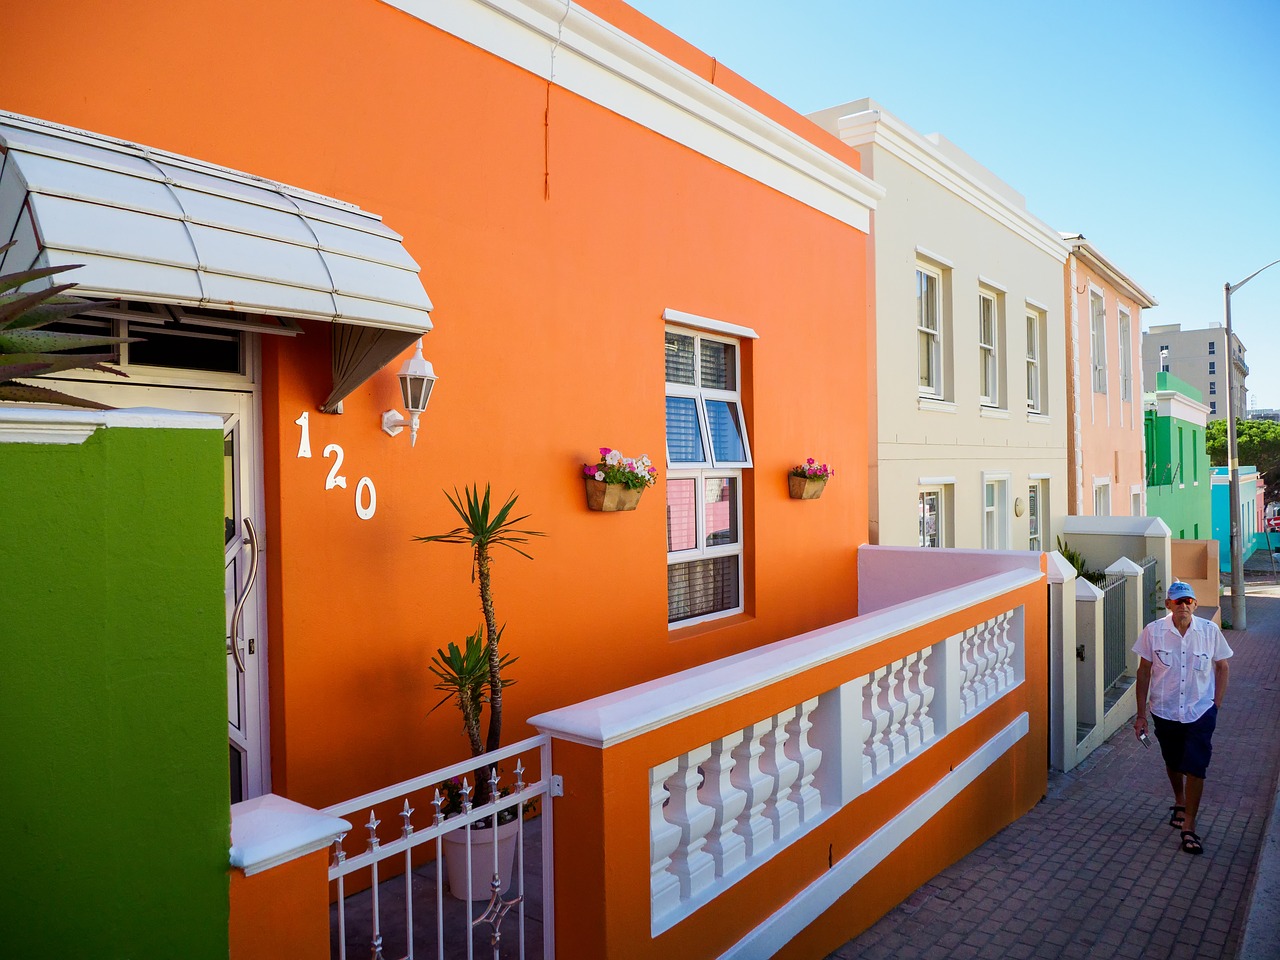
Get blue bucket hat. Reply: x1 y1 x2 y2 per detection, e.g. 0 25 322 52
1167 581 1196 602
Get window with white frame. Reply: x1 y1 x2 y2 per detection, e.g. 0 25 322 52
919 487 950 548
1090 292 1107 393
982 477 1009 549
665 328 751 626
1118 310 1132 401
1208 341 1216 355
1028 481 1045 552
1209 361 1216 374
917 266 943 397
1210 400 1217 415
1026 308 1047 414
1210 381 1217 395
978 290 1003 407
1094 481 1111 516
1132 490 1143 517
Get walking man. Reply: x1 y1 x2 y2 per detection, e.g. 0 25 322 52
1133 581 1232 855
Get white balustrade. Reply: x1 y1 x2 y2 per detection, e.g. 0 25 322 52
641 600 1027 934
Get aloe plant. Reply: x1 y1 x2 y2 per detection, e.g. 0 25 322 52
0 246 132 408
416 485 544 761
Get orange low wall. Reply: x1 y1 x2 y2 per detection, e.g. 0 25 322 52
541 573 1048 959
229 850 331 960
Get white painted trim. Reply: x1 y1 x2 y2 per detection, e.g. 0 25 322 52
1026 412 1052 426
530 569 1040 747
914 246 954 269
829 106 1068 261
1025 296 1050 312
917 397 957 414
918 476 956 486
230 794 351 877
1092 475 1111 488
1029 472 1052 480
0 406 223 443
720 714 1030 960
980 407 1010 420
662 308 759 340
977 275 1008 294
382 0 883 230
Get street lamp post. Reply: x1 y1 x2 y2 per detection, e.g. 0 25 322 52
1223 256 1280 630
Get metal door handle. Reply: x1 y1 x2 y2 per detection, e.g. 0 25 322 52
227 517 260 675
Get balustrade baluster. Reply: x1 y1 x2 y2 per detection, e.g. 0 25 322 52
698 730 748 878
663 745 717 900
994 613 1016 687
649 757 683 916
960 626 981 715
898 652 923 754
877 662 907 766
783 698 822 822
760 713 800 839
863 667 891 780
730 720 775 858
913 649 936 745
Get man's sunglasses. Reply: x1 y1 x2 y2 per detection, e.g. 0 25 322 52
1172 598 1195 605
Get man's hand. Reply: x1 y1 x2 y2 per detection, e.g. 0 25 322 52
1134 714 1148 739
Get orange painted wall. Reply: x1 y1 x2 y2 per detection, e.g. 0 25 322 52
1067 258 1147 515
0 0 871 807
548 579 1048 958
229 851 330 960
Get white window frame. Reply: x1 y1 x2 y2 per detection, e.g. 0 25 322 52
978 291 1000 407
1093 478 1111 516
1026 307 1047 415
665 326 751 627
917 265 943 398
1090 291 1108 394
918 487 947 548
1210 381 1217 395
1118 310 1132 402
1209 361 1216 375
1208 340 1216 355
1028 480 1045 552
982 474 1010 550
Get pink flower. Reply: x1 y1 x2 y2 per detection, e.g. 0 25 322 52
583 465 595 476
806 458 815 465
599 446 612 458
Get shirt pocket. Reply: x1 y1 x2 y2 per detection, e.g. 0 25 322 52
1154 649 1173 667
1193 652 1211 673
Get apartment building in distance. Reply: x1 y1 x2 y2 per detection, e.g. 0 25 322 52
1142 322 1247 422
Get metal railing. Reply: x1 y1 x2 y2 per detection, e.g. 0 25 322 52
1100 573 1128 689
323 735 555 960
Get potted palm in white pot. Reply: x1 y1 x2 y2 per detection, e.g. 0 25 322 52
417 484 543 900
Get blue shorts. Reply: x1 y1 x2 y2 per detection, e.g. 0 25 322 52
1152 706 1218 779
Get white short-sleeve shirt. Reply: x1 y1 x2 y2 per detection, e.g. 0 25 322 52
1132 613 1233 723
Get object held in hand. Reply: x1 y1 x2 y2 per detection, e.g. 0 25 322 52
1139 732 1151 748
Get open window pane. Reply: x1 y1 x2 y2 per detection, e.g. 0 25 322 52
668 555 740 623
705 400 748 464
704 477 738 547
666 479 698 552
700 339 737 391
666 396 707 463
665 331 696 385
919 491 941 548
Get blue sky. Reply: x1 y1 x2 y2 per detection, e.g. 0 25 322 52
627 0 1280 407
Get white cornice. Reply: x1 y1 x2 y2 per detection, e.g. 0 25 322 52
823 105 1068 263
380 0 883 230
1062 235 1158 308
0 406 223 444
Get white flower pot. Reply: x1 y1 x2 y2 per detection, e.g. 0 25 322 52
441 816 521 901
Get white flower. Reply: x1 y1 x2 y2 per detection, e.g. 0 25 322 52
595 470 605 481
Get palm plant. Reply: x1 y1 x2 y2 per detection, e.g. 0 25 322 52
0 247 133 408
416 485 544 764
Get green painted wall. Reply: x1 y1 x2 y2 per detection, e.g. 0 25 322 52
1145 405 1212 539
0 420 229 958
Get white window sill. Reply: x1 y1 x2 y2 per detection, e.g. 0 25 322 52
1027 412 1051 424
918 396 956 414
980 407 1010 420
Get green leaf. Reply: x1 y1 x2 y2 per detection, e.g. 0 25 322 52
0 382 114 409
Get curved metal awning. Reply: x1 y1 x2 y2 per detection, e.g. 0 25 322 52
0 111 434 411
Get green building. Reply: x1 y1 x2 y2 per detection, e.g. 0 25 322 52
1145 372 1212 540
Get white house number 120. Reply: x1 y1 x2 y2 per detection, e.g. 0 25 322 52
294 412 377 520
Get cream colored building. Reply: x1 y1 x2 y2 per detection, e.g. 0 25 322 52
810 99 1069 551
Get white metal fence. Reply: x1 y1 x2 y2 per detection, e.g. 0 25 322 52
322 735 556 960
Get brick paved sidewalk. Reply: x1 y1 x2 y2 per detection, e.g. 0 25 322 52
826 590 1280 960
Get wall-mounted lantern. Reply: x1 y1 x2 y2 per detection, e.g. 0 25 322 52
381 339 437 447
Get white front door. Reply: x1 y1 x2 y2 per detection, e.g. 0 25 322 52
52 378 269 801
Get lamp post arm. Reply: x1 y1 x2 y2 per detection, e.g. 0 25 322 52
1229 257 1280 296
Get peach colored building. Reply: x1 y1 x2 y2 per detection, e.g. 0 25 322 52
1061 234 1157 517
